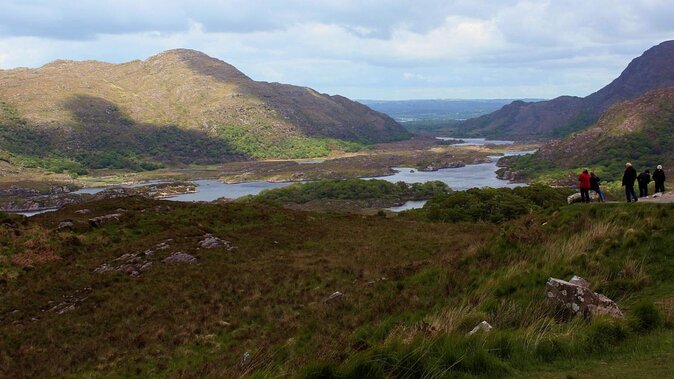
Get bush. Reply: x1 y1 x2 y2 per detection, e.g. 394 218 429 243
584 318 628 353
417 186 570 224
629 302 663 334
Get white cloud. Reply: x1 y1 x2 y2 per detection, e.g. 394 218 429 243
0 0 673 99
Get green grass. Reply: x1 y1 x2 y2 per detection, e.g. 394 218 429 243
0 194 673 378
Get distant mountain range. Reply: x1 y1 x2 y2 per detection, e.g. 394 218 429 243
455 40 674 140
0 49 408 172
359 99 541 123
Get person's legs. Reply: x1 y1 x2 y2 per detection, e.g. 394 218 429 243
580 189 589 203
625 186 631 202
628 186 638 201
595 189 605 202
655 181 665 193
639 185 646 197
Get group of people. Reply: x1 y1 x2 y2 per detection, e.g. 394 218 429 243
576 163 666 203
577 170 606 203
622 163 666 202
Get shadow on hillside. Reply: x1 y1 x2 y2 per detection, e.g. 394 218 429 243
61 95 247 168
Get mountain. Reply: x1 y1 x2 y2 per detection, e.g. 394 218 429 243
503 86 674 182
456 40 674 139
0 49 409 171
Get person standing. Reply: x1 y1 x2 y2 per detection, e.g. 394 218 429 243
653 165 666 193
622 163 638 202
590 172 605 202
637 169 651 198
578 169 591 203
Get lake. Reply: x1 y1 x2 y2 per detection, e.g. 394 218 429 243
435 137 514 146
15 140 535 215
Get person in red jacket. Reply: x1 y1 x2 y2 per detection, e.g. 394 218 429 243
578 169 592 203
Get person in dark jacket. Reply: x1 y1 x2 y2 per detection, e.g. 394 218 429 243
637 169 651 197
590 172 605 202
653 165 666 193
622 162 638 202
578 169 591 203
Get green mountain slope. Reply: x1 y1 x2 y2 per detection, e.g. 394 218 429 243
0 49 409 172
503 86 674 183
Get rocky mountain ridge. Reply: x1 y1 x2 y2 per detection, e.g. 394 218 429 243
456 40 674 139
0 49 409 171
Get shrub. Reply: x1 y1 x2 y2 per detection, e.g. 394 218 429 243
584 318 628 353
628 302 663 334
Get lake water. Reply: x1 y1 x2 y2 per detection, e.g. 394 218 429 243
13 139 536 215
436 137 514 146
170 180 292 202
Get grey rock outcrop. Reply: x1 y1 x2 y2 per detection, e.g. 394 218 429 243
163 252 197 264
546 276 623 318
198 234 236 250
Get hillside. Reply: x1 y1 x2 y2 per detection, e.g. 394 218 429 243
1 192 673 378
502 86 674 182
0 49 409 172
454 40 674 139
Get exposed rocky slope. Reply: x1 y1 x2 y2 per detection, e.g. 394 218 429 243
0 49 408 170
457 40 674 139
501 86 674 181
536 87 674 163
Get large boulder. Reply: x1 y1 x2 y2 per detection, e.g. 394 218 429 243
546 276 623 318
567 192 601 204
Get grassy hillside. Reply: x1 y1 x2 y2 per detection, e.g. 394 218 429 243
1 190 673 378
502 87 674 185
0 49 409 173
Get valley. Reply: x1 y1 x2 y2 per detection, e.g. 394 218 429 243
1 26 673 379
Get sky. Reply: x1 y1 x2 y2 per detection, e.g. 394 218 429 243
1 0 673 100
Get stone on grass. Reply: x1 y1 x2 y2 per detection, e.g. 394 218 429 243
163 252 197 264
198 234 236 250
56 221 74 232
88 213 122 228
567 192 600 204
324 291 344 302
468 321 493 335
546 276 623 318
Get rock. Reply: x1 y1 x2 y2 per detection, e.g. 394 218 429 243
323 291 343 302
198 234 236 250
568 275 591 288
567 192 601 204
653 192 663 198
88 213 122 228
468 321 493 335
420 160 466 172
546 276 623 318
240 351 251 367
56 221 75 232
75 209 90 214
163 252 197 264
